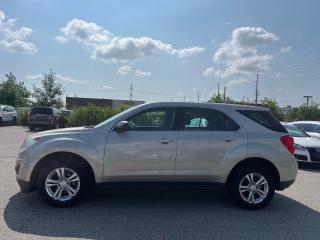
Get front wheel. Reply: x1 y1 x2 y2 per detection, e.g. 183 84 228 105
37 159 90 207
228 166 275 210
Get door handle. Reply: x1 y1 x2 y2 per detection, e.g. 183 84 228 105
224 137 235 142
160 138 174 144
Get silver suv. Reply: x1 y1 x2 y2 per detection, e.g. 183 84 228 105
16 102 298 209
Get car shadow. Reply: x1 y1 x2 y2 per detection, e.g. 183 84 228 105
4 188 320 240
299 162 320 171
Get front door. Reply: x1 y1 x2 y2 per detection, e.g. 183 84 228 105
104 107 178 181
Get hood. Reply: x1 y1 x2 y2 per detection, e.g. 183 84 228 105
31 127 86 138
293 137 320 147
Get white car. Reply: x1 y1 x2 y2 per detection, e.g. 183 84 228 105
0 105 17 125
291 121 320 141
283 123 320 163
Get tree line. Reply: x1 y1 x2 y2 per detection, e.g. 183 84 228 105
0 70 64 108
1 70 320 121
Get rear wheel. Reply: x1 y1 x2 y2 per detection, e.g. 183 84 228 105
37 157 91 207
228 166 275 210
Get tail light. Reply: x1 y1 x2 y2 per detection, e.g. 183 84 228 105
47 115 55 121
280 135 295 155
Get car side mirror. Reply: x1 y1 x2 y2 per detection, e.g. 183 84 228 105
114 121 129 132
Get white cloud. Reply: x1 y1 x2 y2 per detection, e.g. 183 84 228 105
58 19 204 63
202 67 215 77
60 18 111 47
280 46 291 53
55 36 68 43
116 65 132 75
135 69 151 77
227 78 251 86
212 27 278 79
0 10 37 54
26 73 88 85
174 46 205 58
26 74 43 80
102 85 114 90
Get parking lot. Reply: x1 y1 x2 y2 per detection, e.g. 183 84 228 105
0 126 319 240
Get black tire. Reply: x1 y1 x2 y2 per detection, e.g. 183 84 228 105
12 116 17 125
37 155 91 207
228 166 275 210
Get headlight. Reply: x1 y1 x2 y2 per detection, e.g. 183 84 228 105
294 143 306 151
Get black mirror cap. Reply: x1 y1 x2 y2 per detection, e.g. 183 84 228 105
114 121 129 132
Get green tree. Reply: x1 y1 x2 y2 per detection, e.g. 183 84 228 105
32 70 64 108
285 103 320 121
0 73 30 106
259 98 285 121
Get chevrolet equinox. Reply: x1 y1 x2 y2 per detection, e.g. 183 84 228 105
16 102 298 209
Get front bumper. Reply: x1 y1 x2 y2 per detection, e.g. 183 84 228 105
16 179 33 193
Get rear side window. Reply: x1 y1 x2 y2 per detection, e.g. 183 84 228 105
293 123 315 132
181 108 239 131
237 110 286 133
31 107 53 115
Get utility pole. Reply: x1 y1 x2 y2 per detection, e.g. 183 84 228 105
218 83 220 96
303 96 313 107
183 96 186 102
197 91 200 102
255 74 259 105
130 83 133 101
223 87 227 102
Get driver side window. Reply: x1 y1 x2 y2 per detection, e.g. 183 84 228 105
126 109 169 131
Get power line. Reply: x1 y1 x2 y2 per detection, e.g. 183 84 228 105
255 74 259 104
303 95 313 107
130 83 133 101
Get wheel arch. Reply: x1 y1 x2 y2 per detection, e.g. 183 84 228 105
30 151 96 190
226 157 280 190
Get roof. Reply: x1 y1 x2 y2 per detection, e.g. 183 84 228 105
291 121 320 124
141 102 269 111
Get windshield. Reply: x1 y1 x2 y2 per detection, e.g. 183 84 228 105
284 124 309 137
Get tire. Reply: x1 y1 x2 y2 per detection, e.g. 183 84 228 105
37 155 91 207
12 117 17 125
228 166 275 210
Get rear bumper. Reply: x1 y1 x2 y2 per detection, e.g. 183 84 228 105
278 180 295 191
16 179 34 193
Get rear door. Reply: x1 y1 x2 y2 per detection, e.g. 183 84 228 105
175 107 247 182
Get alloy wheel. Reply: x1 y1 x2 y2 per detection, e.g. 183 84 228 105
239 173 269 204
45 167 80 201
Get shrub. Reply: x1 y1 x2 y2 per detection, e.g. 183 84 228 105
68 104 130 127
16 107 29 126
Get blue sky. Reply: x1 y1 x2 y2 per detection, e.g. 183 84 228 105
0 0 319 106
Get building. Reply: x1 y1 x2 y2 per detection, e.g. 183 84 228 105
66 97 145 109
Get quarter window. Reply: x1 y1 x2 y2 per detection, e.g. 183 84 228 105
182 108 239 131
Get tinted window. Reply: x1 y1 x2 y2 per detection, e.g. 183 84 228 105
182 108 239 131
293 123 315 132
31 107 53 115
126 108 174 131
237 110 287 133
283 124 309 137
